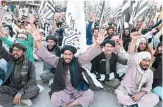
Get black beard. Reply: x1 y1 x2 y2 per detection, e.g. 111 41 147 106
47 46 55 52
140 66 148 71
12 56 23 62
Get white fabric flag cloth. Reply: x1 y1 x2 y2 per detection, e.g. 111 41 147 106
0 5 4 19
63 0 86 55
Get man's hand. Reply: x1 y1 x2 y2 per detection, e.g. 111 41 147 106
29 15 35 25
13 94 22 105
95 30 105 46
0 30 5 38
29 25 43 49
151 28 157 34
131 91 147 102
131 32 140 40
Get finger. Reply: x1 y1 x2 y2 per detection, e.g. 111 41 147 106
131 96 134 99
15 99 18 104
18 98 21 105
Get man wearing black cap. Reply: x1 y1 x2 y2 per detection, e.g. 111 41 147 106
34 30 104 107
91 39 127 90
0 42 39 107
40 36 61 85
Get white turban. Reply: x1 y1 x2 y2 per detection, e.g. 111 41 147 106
136 51 151 75
136 51 152 92
137 51 151 65
136 37 147 49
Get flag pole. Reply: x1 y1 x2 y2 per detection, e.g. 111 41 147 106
99 0 105 29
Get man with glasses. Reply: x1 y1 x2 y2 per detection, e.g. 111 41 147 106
0 42 39 107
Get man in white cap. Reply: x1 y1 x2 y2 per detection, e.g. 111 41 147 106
115 33 159 107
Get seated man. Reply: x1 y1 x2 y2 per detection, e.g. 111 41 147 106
34 29 104 107
91 39 127 90
40 36 61 85
0 42 40 107
115 34 159 107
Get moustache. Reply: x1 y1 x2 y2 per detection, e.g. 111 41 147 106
65 58 71 60
12 53 19 56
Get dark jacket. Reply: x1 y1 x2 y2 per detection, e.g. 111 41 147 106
91 52 118 75
0 68 5 82
152 55 162 88
0 45 38 94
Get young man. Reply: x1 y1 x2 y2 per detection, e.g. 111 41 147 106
40 36 61 85
33 28 104 107
115 33 159 107
0 42 39 107
122 28 131 51
91 39 127 90
105 26 115 40
129 32 152 54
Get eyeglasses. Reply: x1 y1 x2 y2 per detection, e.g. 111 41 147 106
12 48 22 52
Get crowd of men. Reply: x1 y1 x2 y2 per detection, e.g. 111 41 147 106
0 2 162 107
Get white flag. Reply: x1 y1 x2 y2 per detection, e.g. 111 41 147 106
62 0 86 55
0 5 4 19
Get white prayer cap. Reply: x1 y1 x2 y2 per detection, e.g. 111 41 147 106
39 29 44 33
137 51 151 64
136 37 147 48
17 32 27 39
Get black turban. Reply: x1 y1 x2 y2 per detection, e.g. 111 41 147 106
100 39 115 47
46 36 57 42
61 45 77 54
12 43 26 52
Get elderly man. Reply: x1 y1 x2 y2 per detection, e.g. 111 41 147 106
115 33 159 107
0 42 39 107
33 29 104 107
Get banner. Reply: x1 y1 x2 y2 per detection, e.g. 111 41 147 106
62 0 86 55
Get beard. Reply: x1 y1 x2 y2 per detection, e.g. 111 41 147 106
12 54 23 61
47 45 55 52
140 67 148 70
64 58 72 64
140 64 149 71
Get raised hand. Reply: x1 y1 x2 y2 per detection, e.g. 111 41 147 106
131 32 140 40
0 30 5 38
29 15 35 25
29 25 42 42
95 30 105 46
151 28 157 34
